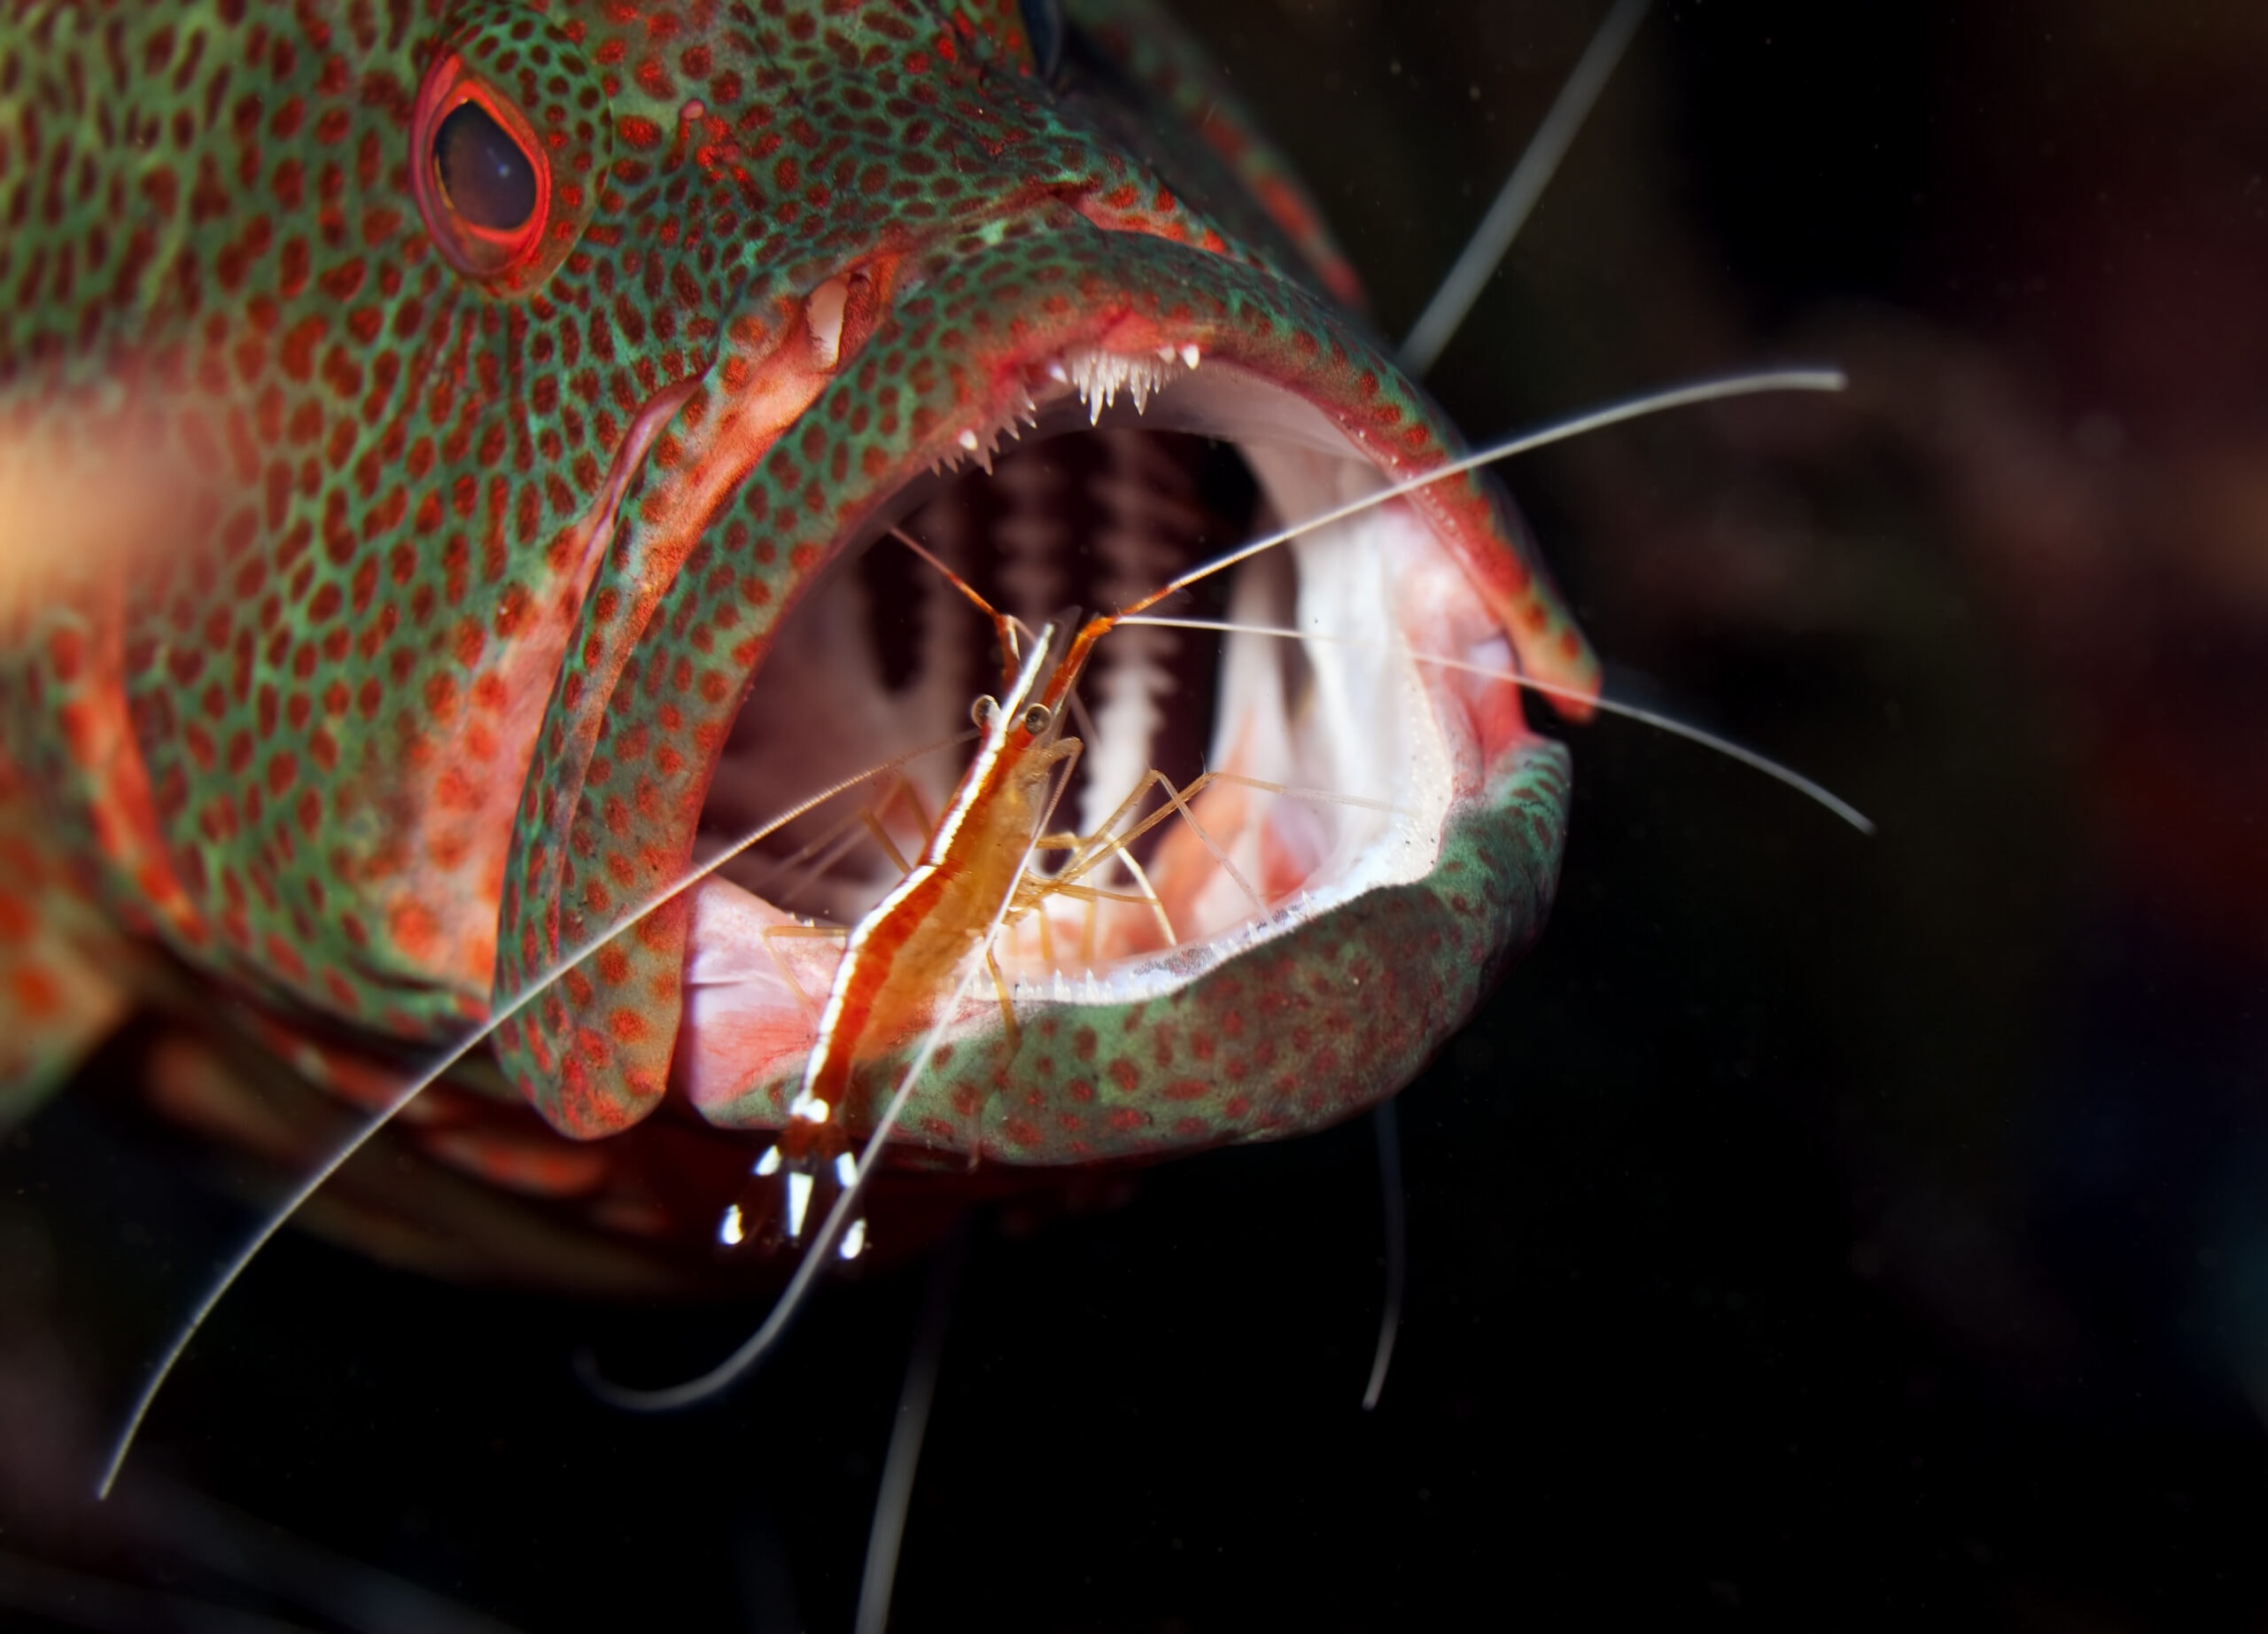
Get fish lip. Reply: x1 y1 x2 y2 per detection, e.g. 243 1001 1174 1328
502 225 1593 1141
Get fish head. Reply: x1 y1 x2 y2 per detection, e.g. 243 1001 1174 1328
9 1 1598 1159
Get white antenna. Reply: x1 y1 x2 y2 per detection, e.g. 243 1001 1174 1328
1400 0 1652 377
95 731 980 1499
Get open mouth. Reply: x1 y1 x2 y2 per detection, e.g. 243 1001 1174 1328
493 225 1588 1156
669 348 1526 1136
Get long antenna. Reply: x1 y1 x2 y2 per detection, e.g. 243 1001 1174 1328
1122 612 1874 835
1123 368 1845 622
1399 0 1652 377
94 731 978 1499
1379 0 1652 1413
1360 1098 1408 1411
854 1224 966 1634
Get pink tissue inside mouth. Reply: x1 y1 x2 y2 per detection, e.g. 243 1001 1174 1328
673 876 829 1123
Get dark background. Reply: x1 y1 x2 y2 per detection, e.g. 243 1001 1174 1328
8 1 2268 1628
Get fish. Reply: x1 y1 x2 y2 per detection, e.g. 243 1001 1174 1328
0 1 1883 1624
0 0 1609 1283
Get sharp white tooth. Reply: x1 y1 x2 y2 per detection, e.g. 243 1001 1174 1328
838 1217 867 1259
786 1171 813 1240
717 1202 746 1247
805 276 850 370
957 427 981 451
834 1151 858 1187
1157 345 1177 363
1181 343 1201 369
753 1146 783 1177
1046 360 1069 383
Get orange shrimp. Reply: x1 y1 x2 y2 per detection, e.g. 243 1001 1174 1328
751 524 1319 1254
760 624 1070 1247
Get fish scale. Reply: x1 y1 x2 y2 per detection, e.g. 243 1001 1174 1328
0 0 1596 1271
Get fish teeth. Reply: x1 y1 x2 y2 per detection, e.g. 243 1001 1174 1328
1060 345 1191 424
941 415 1017 477
935 345 1196 473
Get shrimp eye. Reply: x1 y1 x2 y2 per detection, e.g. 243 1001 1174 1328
435 101 536 231
1018 0 1066 77
972 696 999 728
1021 704 1052 735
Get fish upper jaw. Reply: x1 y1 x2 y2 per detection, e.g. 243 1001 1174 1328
490 216 1595 1151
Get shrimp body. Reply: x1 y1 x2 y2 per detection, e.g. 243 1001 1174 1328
770 635 1080 1243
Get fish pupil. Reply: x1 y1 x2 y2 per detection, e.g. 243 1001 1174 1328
434 100 535 232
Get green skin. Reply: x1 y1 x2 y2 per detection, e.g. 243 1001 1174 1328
0 1 1593 1248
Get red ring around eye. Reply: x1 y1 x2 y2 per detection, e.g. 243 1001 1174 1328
410 51 552 286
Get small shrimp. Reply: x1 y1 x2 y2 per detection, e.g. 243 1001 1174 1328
757 621 1074 1254
743 525 1394 1258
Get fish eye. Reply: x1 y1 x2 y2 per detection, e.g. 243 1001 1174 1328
434 100 537 232
408 13 609 295
1018 0 1065 78
411 74 550 284
972 696 999 728
1021 704 1052 735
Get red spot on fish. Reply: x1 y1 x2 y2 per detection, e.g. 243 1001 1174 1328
390 902 439 964
10 966 63 1022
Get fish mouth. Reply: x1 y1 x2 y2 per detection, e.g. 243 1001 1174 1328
500 225 1587 1155
684 357 1505 1101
